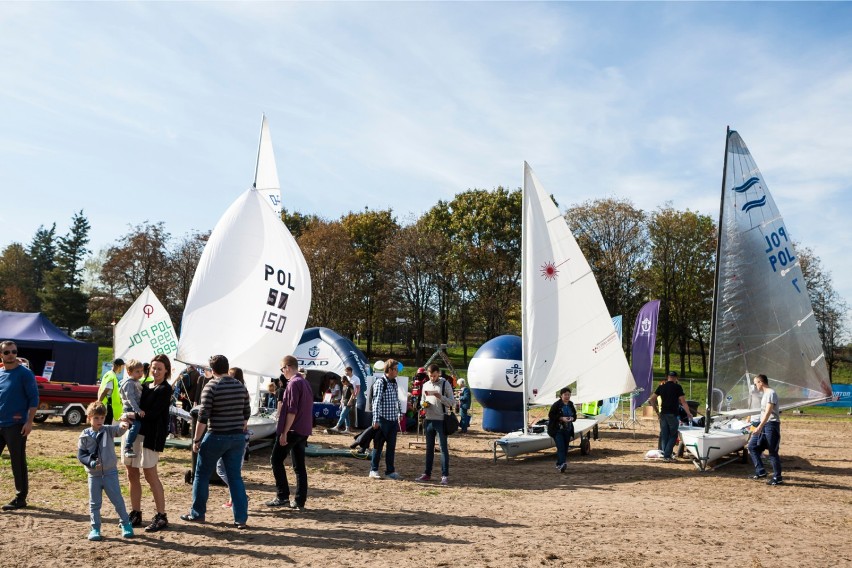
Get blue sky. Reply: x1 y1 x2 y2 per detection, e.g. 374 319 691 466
1 2 850 333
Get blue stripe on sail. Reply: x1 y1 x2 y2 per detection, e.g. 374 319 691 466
733 177 760 193
742 195 767 212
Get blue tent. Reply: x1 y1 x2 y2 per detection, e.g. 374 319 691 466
0 311 99 384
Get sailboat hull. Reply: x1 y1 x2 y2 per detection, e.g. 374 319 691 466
678 425 750 468
247 414 278 441
494 417 599 459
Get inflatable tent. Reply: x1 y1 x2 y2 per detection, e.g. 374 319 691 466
0 311 98 384
294 327 372 426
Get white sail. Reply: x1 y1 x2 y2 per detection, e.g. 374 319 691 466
712 130 832 412
114 286 178 366
254 114 282 215
176 188 311 378
522 162 636 406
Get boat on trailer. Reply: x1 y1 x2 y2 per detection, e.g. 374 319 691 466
493 163 636 461
679 128 833 471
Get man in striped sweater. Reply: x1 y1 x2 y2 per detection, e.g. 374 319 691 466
181 354 251 528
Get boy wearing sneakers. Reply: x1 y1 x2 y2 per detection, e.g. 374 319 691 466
119 359 145 459
77 402 134 541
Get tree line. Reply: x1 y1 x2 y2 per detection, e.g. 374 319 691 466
0 191 848 379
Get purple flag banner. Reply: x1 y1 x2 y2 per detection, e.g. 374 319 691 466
630 300 660 411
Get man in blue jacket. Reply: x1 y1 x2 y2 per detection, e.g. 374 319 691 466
0 340 39 510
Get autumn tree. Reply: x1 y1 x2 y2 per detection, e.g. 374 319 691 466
0 243 36 311
168 230 209 330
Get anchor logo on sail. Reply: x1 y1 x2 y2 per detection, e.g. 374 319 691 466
308 346 320 358
639 316 652 336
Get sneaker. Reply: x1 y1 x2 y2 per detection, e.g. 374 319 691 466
291 502 305 511
129 510 142 527
440 476 449 486
87 528 102 541
415 474 431 483
144 512 168 532
233 521 248 529
1 497 26 511
767 478 784 486
120 522 134 538
368 470 382 479
166 433 175 440
222 501 233 508
265 497 291 507
179 513 205 523
342 428 352 434
749 473 768 480
386 472 403 480
559 463 568 473
123 449 136 459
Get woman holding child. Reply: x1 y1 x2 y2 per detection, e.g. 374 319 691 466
122 353 174 532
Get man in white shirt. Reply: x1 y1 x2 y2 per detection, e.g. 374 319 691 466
747 374 782 485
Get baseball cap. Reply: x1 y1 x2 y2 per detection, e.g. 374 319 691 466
667 371 678 377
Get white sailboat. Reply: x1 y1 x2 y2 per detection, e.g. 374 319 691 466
493 163 637 460
176 116 311 441
114 285 179 368
679 129 833 470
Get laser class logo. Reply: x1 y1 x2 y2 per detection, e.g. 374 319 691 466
732 176 767 212
540 259 569 281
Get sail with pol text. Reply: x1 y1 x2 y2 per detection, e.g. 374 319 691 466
114 286 179 367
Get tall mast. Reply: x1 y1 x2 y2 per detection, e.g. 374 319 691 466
705 126 730 434
521 162 529 434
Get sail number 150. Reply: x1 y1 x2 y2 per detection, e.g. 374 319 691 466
260 310 288 333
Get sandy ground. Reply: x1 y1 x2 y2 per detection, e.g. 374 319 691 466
1 413 850 568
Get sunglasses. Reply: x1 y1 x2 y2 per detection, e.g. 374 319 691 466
3 350 17 355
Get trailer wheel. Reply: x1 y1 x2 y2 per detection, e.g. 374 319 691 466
63 407 85 427
184 469 193 484
580 436 591 455
33 414 49 423
677 441 685 458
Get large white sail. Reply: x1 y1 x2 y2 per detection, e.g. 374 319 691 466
176 188 311 377
254 114 282 215
522 162 636 405
712 130 832 412
114 285 179 366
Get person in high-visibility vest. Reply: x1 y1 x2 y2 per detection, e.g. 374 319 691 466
97 359 125 425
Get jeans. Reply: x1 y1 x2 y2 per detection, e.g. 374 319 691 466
370 417 399 475
659 413 679 459
459 405 471 432
88 469 129 529
335 406 352 430
191 433 248 524
748 421 782 480
125 416 142 448
553 428 573 465
0 425 28 500
424 419 449 477
270 432 308 506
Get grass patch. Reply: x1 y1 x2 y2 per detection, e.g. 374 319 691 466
4 454 89 484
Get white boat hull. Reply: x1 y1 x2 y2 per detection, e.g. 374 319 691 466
494 418 599 459
247 414 278 441
678 425 750 469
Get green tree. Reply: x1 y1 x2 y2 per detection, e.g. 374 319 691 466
0 243 36 311
281 208 320 240
40 211 91 329
341 208 399 358
28 223 56 310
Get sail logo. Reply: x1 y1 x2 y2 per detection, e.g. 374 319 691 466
592 331 618 353
308 346 320 358
733 176 767 212
540 259 569 281
763 226 797 277
733 177 760 193
505 363 523 388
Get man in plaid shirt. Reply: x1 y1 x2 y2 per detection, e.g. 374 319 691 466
368 359 402 480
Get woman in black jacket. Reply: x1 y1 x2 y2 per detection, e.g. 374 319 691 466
547 387 577 473
123 353 174 532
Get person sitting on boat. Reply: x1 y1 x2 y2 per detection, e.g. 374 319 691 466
119 359 145 459
261 380 278 413
747 374 783 486
77 402 133 541
457 379 472 434
97 358 125 425
547 387 577 473
649 371 692 462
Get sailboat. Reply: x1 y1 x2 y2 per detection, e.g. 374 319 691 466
493 163 637 459
176 115 311 441
114 285 179 368
678 128 833 471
